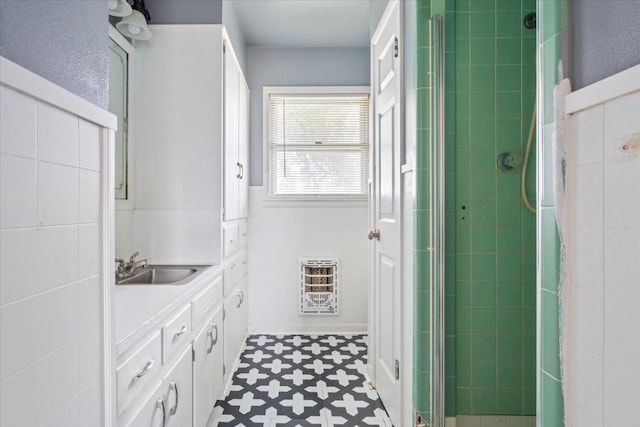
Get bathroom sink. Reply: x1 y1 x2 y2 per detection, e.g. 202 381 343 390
116 265 208 285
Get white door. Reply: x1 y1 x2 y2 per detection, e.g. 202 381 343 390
371 1 402 424
224 45 240 221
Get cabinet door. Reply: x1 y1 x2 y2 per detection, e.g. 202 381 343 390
192 319 214 427
122 381 165 427
210 307 225 402
223 282 247 380
163 347 193 427
238 77 249 219
224 47 240 221
192 307 224 427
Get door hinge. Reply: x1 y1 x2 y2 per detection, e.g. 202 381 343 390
223 44 226 53
223 365 227 376
394 37 399 58
192 347 196 362
223 309 226 320
395 359 400 380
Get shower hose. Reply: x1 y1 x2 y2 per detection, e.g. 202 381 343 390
522 96 537 213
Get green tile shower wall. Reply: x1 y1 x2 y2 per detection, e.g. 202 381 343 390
538 0 567 425
414 0 433 422
451 0 537 416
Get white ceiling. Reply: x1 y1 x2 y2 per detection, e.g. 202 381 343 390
232 0 372 48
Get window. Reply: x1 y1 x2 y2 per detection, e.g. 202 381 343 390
266 87 370 198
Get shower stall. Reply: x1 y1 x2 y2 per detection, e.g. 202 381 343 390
413 0 538 425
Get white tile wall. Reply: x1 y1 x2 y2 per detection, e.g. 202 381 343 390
0 366 38 427
78 276 101 335
37 340 79 423
0 228 37 304
78 119 102 172
567 86 640 426
0 81 106 427
79 223 100 279
79 169 101 224
0 86 37 159
0 297 38 380
37 161 79 226
36 226 79 293
37 283 79 358
36 102 78 167
0 154 37 228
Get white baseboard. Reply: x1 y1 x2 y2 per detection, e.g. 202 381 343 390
248 323 368 335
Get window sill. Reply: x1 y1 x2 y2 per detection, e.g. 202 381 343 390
262 196 368 209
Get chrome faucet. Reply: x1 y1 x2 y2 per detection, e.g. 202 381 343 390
115 252 148 279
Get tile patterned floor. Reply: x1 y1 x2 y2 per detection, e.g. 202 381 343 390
209 334 394 426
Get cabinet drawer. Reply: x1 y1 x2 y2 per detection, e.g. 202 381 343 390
238 221 248 247
223 250 247 297
222 224 239 258
117 332 162 416
162 305 192 363
191 275 222 330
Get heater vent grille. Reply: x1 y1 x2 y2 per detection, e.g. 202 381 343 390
299 258 339 315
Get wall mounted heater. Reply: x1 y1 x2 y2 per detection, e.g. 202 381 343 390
299 258 339 315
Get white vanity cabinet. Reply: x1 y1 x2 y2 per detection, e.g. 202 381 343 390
117 272 229 427
192 307 224 427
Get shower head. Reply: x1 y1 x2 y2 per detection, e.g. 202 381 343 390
524 12 536 29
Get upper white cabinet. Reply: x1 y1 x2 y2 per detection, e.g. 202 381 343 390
133 25 249 264
224 46 250 221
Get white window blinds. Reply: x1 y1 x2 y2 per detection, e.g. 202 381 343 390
268 93 370 197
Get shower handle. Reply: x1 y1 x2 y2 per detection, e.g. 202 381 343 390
368 230 380 240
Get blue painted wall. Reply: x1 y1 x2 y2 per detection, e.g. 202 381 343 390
142 0 245 73
0 0 109 108
246 46 370 185
144 0 222 24
571 0 640 89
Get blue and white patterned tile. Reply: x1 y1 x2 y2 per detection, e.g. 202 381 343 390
209 334 393 427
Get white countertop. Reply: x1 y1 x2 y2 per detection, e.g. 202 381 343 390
114 264 222 359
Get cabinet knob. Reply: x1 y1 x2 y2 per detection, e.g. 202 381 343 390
368 229 381 240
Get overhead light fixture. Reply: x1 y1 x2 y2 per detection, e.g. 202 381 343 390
108 0 132 17
116 0 152 40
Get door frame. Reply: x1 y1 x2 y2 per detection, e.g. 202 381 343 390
369 0 411 425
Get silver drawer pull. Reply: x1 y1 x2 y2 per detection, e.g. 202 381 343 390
206 323 218 354
211 323 219 345
168 381 179 416
174 325 188 337
236 290 244 308
155 398 166 427
135 360 154 378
